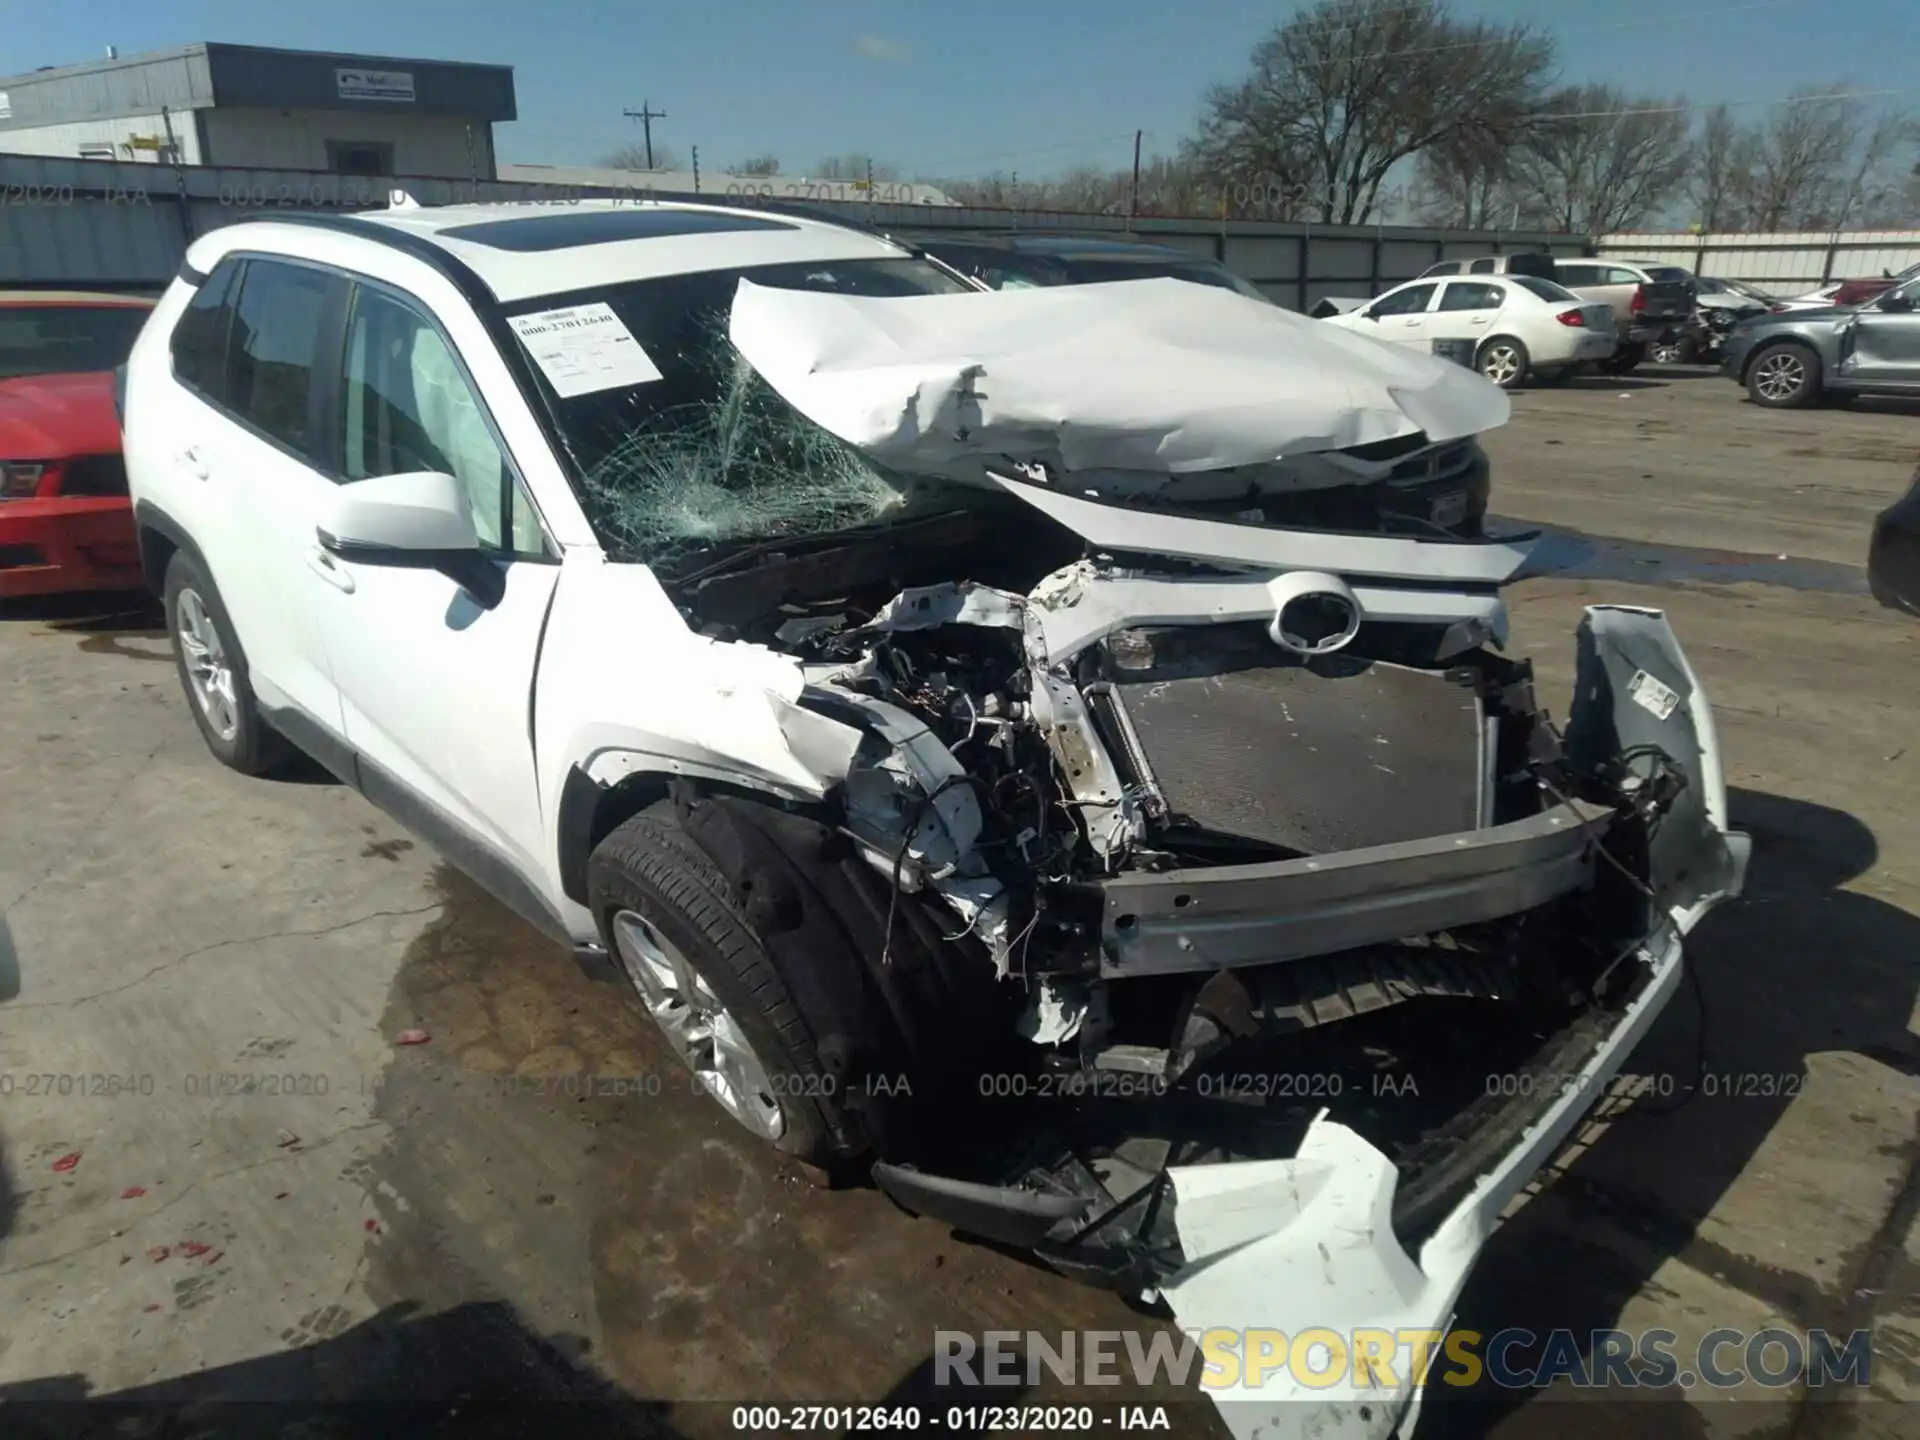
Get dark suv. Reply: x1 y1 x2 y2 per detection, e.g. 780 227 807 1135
907 233 1274 301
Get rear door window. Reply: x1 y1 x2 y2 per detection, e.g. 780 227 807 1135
1372 283 1438 316
1556 263 1600 288
170 258 244 402
1438 282 1503 311
225 259 341 458
1468 258 1496 275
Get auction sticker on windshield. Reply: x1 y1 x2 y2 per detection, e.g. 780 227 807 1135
508 302 663 397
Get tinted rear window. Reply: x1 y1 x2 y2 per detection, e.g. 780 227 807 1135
1644 267 1693 283
1512 276 1579 303
170 258 242 401
0 303 152 380
226 260 340 457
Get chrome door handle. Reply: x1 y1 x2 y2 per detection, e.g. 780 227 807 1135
305 547 356 593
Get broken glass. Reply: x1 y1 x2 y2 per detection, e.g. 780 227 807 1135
575 329 908 566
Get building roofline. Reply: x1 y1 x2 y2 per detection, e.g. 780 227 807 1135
0 40 513 92
0 43 209 90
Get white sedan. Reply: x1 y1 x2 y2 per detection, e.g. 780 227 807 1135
1319 273 1616 388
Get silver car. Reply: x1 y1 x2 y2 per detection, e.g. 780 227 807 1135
1720 273 1920 408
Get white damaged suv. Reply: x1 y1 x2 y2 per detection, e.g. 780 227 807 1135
122 199 1747 1438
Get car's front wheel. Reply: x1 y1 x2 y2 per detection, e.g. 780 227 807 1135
1649 335 1696 364
587 800 846 1168
1746 342 1820 407
164 551 288 776
1475 336 1530 388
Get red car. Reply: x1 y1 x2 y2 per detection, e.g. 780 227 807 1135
1 289 156 600
1832 259 1920 308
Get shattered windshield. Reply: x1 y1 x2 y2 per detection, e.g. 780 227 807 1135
505 257 974 573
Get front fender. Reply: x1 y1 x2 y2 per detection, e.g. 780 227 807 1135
533 552 867 914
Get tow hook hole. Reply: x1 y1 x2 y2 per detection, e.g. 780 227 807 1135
1174 894 1192 909
1116 914 1137 932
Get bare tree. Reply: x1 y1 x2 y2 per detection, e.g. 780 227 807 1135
1685 105 1756 232
1190 0 1553 225
1504 85 1693 233
598 143 683 172
727 154 781 177
1740 87 1872 229
1414 126 1523 228
1839 111 1920 227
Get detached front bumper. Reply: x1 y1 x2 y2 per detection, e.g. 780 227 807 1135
1163 604 1749 1440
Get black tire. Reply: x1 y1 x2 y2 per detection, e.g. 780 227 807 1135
1745 342 1821 408
163 550 289 776
586 800 845 1168
1475 335 1530 389
1605 345 1644 375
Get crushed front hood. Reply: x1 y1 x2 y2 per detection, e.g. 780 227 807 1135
729 277 1510 481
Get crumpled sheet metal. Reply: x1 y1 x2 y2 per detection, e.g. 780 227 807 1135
729 277 1511 479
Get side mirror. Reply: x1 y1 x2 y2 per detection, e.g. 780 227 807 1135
1879 291 1914 313
317 470 505 607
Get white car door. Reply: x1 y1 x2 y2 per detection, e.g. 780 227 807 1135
164 254 351 741
1360 281 1439 348
313 278 562 916
1427 280 1505 344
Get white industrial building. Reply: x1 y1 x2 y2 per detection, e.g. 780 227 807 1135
0 43 514 179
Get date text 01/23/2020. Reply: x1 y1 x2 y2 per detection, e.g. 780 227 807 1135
729 1404 1173 1431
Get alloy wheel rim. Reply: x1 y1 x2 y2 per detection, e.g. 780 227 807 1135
175 588 239 742
611 909 785 1140
1755 352 1804 400
1482 346 1520 385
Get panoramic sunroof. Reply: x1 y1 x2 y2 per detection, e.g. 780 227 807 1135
437 208 801 251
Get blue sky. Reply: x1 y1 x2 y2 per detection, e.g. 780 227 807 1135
4 0 1914 180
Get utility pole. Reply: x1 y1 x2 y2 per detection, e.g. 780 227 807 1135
1129 130 1143 227
623 102 667 169
691 146 700 194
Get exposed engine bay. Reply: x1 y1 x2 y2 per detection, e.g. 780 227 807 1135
650 467 1744 1301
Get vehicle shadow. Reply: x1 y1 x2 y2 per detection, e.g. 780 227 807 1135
1733 393 1920 418
0 589 160 630
0 1299 690 1438
1422 786 1920 1436
1559 375 1672 391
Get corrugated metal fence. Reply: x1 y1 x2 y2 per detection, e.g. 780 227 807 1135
1 152 1590 311
1596 230 1920 295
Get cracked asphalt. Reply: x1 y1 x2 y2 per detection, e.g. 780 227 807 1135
0 368 1916 1438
